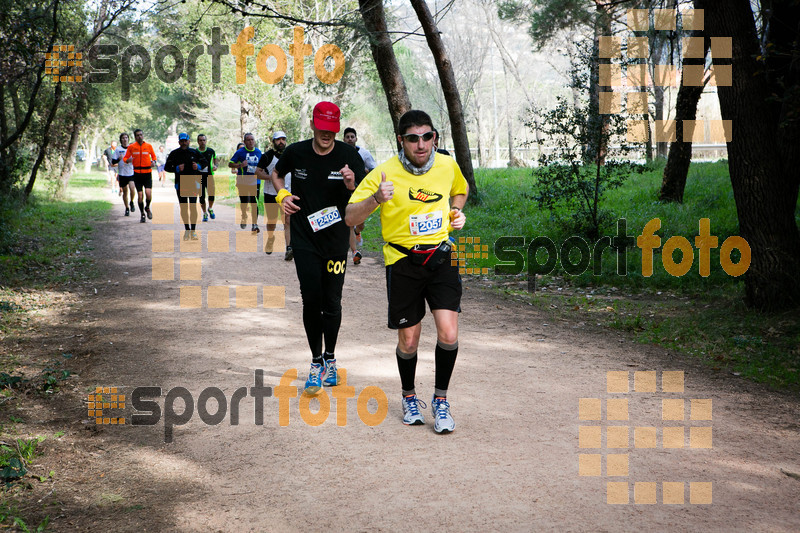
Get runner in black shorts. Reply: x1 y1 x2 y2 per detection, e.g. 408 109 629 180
346 109 468 434
229 133 262 233
271 101 366 395
165 133 201 240
195 134 217 222
124 129 157 223
112 133 136 217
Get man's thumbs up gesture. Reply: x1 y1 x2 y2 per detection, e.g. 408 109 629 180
373 172 394 204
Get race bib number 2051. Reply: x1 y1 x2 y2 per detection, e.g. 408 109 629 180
409 212 443 236
308 206 342 232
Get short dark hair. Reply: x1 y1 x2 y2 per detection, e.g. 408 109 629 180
133 129 143 136
197 134 206 140
119 132 128 142
397 110 433 136
343 127 356 137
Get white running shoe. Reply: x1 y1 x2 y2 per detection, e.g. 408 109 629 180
431 396 455 434
401 394 426 425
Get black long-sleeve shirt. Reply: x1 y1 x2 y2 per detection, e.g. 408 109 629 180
165 147 200 184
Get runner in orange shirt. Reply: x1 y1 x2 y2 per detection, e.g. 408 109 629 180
124 129 158 222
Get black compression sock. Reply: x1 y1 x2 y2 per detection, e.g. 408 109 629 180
323 352 335 361
138 201 145 213
396 347 418 395
434 340 458 397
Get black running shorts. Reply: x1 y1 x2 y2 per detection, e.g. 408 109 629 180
133 172 153 191
385 257 462 330
175 187 198 204
118 174 134 187
200 175 215 202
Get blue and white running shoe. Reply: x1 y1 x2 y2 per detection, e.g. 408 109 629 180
323 358 338 387
431 396 455 434
304 362 325 395
401 394 426 425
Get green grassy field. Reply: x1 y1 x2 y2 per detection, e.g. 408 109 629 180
0 172 110 289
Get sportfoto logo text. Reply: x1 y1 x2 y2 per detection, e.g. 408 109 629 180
494 218 750 283
85 26 344 99
90 369 389 443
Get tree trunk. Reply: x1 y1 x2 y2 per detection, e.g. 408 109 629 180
409 0 477 196
658 83 705 202
60 96 87 194
85 127 100 173
652 0 677 160
25 83 63 200
0 85 7 145
705 0 800 310
475 100 484 168
502 60 515 166
357 0 412 134
659 0 708 203
586 1 612 165
633 22 651 163
653 85 667 158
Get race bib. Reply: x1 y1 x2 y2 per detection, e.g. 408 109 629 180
246 164 256 174
410 211 443 236
307 206 342 232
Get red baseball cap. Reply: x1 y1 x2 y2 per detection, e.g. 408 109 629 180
312 101 341 133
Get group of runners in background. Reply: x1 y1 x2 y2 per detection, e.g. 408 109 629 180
102 102 467 434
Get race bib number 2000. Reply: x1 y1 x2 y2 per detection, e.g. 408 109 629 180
307 206 342 232
409 211 443 236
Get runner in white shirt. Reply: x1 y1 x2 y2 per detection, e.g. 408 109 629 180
112 133 136 217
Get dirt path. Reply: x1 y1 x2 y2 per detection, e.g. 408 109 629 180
16 186 800 531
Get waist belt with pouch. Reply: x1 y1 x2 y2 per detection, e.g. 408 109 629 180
389 241 452 271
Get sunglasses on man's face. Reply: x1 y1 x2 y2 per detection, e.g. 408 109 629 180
400 131 435 143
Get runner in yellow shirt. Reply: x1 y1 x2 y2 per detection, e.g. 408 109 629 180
346 110 467 434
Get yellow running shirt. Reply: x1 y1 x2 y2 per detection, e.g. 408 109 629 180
349 153 468 266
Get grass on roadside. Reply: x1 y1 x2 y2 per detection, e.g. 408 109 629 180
502 285 800 389
1 170 111 531
0 172 111 289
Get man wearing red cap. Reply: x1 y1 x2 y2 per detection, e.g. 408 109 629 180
270 102 366 395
